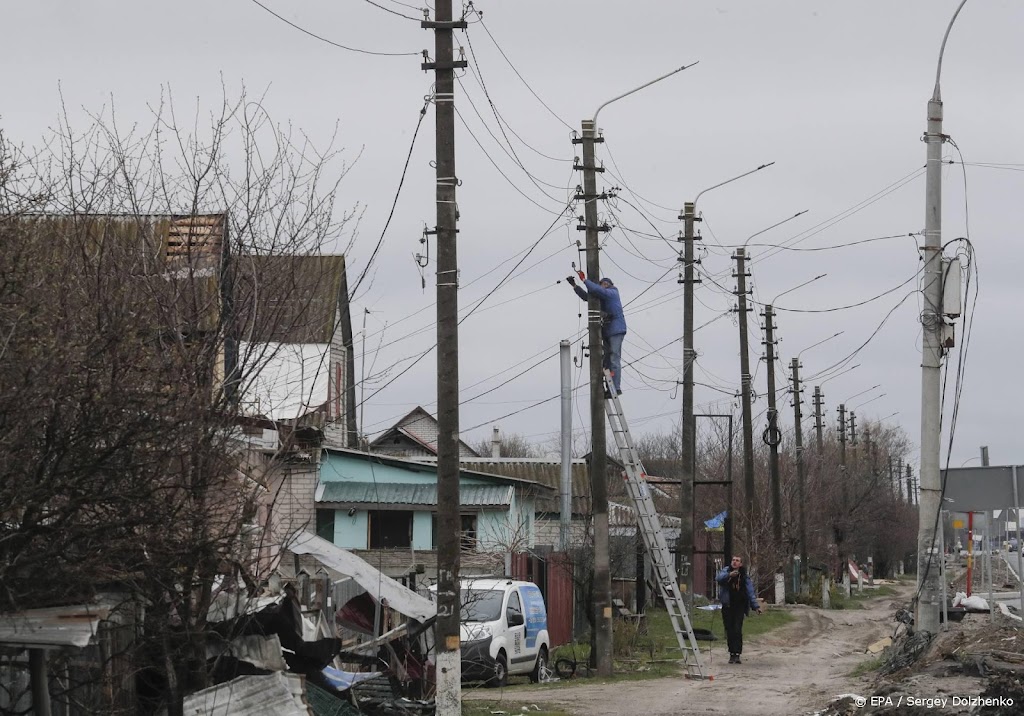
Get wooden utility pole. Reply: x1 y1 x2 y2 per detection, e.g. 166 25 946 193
791 358 808 583
733 250 756 542
762 305 783 545
573 119 612 676
678 201 699 601
423 3 468 712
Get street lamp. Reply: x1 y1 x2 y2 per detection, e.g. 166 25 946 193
678 161 776 610
845 384 881 404
582 61 698 678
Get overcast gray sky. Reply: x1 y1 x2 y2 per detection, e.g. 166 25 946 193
5 1 1021 469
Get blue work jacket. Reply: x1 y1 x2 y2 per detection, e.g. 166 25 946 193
573 280 626 337
716 567 760 614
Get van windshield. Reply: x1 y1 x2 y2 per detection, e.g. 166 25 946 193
460 589 504 623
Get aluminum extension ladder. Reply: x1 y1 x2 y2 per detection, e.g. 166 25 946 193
602 370 709 679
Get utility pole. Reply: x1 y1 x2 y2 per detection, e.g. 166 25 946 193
573 119 612 676
762 305 783 546
677 201 699 602
423 3 468 712
906 463 915 507
812 386 824 452
560 340 573 550
917 0 969 634
848 411 858 475
791 358 808 580
889 455 898 500
733 250 756 542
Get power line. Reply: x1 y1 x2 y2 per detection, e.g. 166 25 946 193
470 5 574 131
247 0 420 56
362 0 422 21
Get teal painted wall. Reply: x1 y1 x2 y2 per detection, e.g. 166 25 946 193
335 509 368 549
412 511 433 550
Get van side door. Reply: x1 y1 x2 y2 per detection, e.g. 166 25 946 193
504 588 529 671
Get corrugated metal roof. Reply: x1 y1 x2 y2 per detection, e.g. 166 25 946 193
180 673 311 716
608 500 682 528
318 481 513 507
0 602 113 649
457 459 595 514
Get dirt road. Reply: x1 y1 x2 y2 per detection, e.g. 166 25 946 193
467 586 911 716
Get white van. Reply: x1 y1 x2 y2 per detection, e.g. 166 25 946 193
432 578 550 686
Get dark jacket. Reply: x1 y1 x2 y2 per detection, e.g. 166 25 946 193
573 279 626 337
716 566 760 614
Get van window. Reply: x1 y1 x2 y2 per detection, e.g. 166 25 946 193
460 589 504 622
506 590 522 624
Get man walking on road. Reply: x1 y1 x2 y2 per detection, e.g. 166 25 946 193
717 555 761 664
567 272 626 394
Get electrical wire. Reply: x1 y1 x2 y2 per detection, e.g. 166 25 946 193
247 0 420 56
349 96 431 299
362 0 422 21
470 5 574 131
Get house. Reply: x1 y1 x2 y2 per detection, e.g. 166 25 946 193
312 448 553 578
234 254 356 448
369 406 479 459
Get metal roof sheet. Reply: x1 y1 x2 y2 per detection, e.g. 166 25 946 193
0 602 113 649
317 481 513 506
288 532 435 623
180 673 311 716
456 459 594 514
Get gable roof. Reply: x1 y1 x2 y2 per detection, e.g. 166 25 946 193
369 406 479 458
455 458 591 515
321 448 554 493
233 254 348 344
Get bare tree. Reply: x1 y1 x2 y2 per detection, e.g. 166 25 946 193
0 90 356 715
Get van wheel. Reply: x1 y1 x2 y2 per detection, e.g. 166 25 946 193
529 646 549 683
487 651 508 688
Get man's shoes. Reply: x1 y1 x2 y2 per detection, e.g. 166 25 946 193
734 655 742 664
728 654 738 664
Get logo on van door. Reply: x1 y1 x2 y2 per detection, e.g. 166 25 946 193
520 585 547 649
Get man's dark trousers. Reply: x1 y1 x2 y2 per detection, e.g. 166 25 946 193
722 604 746 655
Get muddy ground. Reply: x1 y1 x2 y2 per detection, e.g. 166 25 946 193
466 579 1022 715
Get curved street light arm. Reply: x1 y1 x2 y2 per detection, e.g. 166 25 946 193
593 62 698 126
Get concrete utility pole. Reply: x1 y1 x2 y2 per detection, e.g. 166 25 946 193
574 60 695 679
906 463 915 507
762 305 783 546
560 340 573 550
791 358 808 581
848 411 858 475
918 0 968 635
423 2 468 711
733 250 756 541
677 201 699 603
573 117 612 676
813 386 824 452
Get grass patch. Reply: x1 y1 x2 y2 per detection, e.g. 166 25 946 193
849 654 886 677
463 704 569 716
831 584 898 610
543 605 794 684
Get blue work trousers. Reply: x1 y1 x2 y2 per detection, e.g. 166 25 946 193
603 332 625 392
